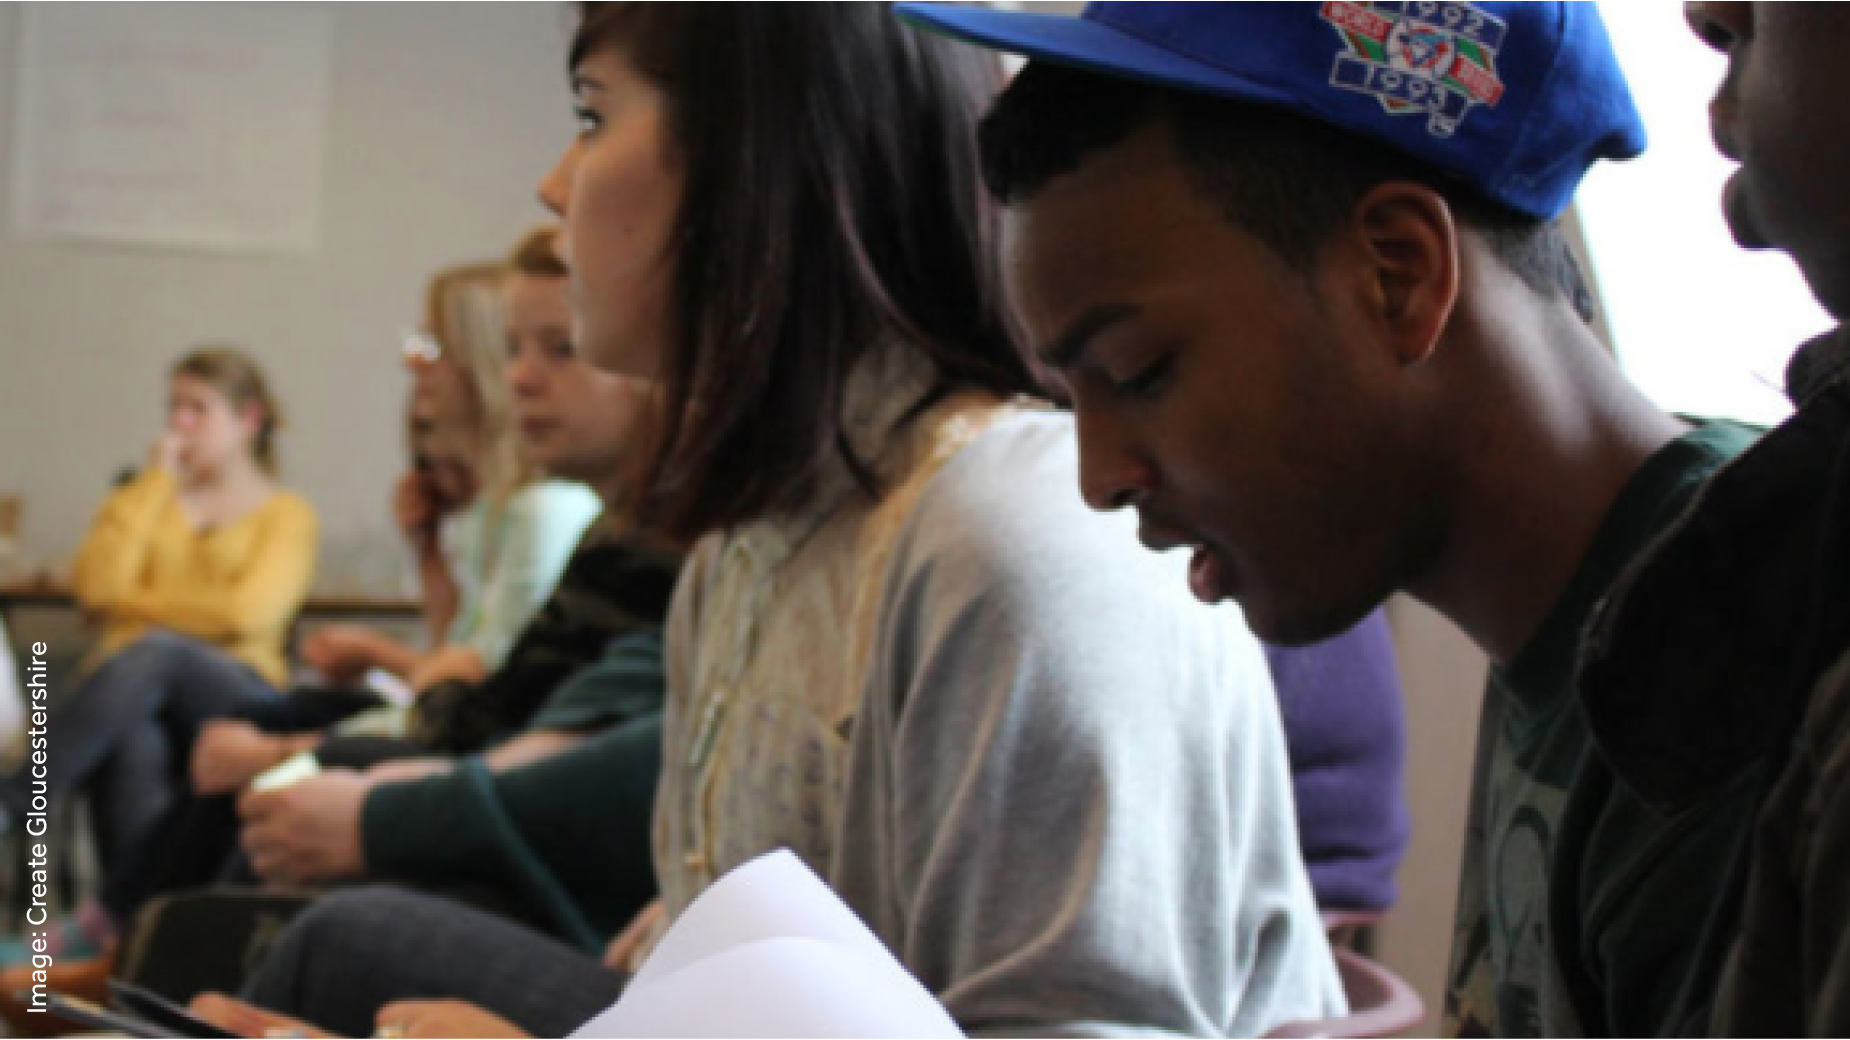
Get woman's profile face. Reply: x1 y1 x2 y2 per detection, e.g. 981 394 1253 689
537 44 682 381
167 373 258 473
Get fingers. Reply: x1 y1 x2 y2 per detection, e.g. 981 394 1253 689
239 822 285 882
603 898 664 969
189 993 326 1039
237 786 276 820
237 789 291 881
193 761 233 797
376 1000 528 1039
243 836 305 887
374 1001 429 1038
239 808 304 884
192 728 229 789
189 992 247 1030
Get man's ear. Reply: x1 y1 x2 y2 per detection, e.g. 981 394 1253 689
1349 182 1461 367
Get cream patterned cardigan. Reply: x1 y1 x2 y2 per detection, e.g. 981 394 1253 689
652 350 1017 916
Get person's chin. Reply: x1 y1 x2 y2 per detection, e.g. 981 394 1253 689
580 322 666 381
518 421 555 448
1722 171 1775 250
1241 588 1371 648
526 447 568 476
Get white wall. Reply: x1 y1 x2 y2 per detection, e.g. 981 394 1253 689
0 2 576 591
1582 0 1826 427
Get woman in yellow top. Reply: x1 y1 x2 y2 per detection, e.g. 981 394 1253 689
0 347 316 857
77 348 315 683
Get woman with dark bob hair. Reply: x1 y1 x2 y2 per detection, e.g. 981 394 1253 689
195 6 1342 1037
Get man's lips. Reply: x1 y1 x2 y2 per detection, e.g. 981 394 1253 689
1138 527 1193 554
1710 84 1742 162
1138 521 1235 605
1137 509 1197 547
1188 546 1232 605
1711 119 1742 163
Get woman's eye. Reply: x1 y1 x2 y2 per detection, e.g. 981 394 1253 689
1113 355 1174 400
573 104 602 136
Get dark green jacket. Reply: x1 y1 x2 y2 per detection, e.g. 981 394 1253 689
1445 420 1761 1037
363 630 665 951
1581 327 1850 1037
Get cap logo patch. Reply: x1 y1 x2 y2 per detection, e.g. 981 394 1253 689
1321 1 1507 137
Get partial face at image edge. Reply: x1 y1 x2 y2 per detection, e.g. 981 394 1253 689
1690 2 1850 317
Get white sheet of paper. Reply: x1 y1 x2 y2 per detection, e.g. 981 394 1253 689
249 750 321 793
570 850 963 1039
361 667 415 708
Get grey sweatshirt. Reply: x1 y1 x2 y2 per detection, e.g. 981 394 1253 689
829 412 1345 1037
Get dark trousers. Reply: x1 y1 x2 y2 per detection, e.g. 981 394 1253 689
1 631 280 858
245 886 627 1038
101 719 411 923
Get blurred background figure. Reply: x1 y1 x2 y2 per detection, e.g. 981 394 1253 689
0 346 314 867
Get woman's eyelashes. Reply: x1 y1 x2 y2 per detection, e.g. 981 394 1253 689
1112 353 1175 400
572 102 602 137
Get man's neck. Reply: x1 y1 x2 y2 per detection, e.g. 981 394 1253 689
1412 316 1687 666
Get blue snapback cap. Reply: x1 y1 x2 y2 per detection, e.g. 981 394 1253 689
896 1 1646 220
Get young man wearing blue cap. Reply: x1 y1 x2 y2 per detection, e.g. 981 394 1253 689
898 2 1761 1035
1569 5 1850 1035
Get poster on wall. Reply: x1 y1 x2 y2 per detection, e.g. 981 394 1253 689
9 3 333 253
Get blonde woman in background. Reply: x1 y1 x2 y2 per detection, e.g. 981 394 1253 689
300 263 602 695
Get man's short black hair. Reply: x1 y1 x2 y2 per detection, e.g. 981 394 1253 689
980 62 1596 322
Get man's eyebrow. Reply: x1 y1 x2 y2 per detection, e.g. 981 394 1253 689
1038 304 1139 371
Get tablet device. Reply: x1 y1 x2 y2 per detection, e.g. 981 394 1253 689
15 982 241 1039
25 988 192 1038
